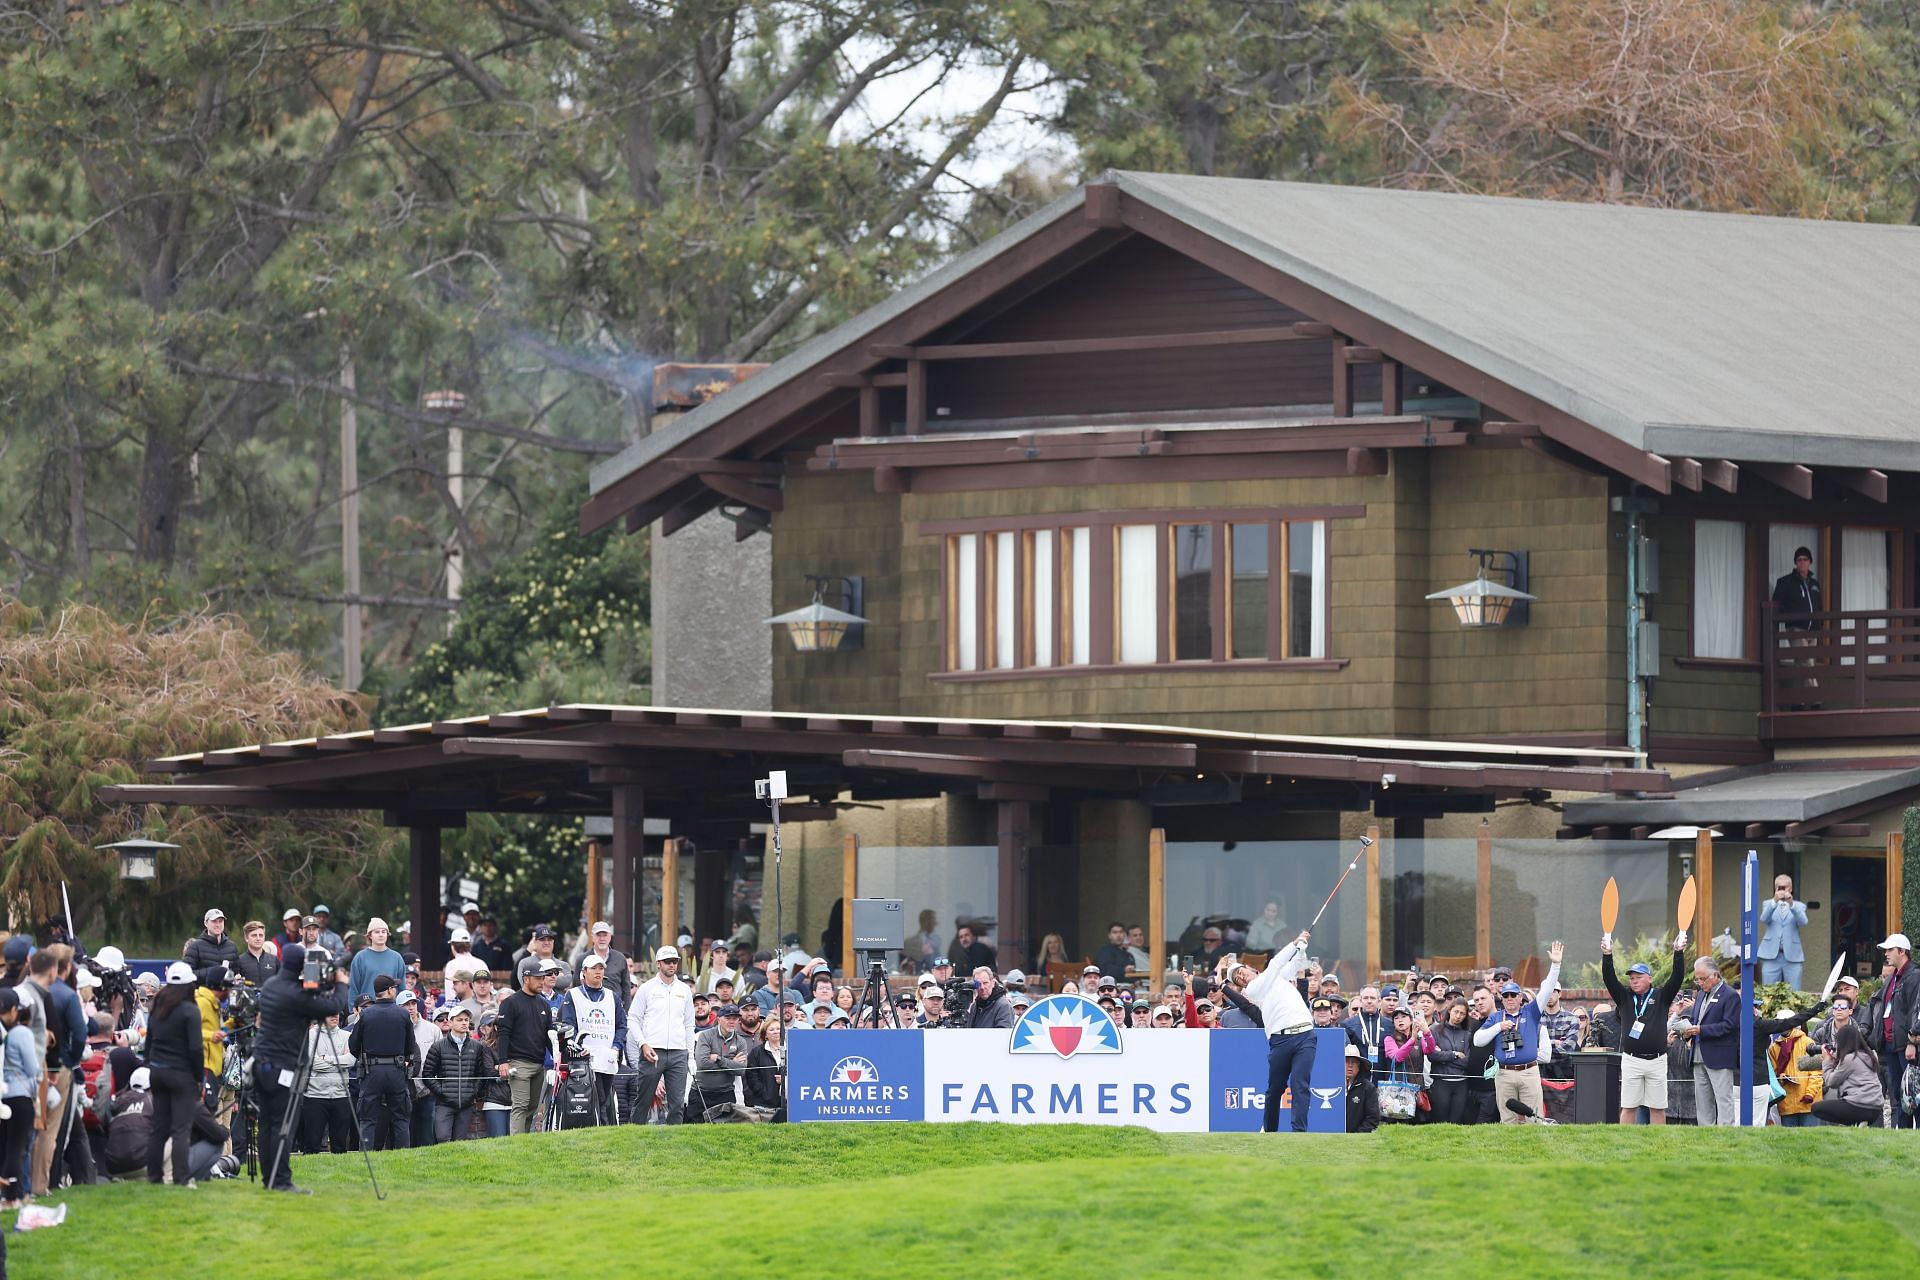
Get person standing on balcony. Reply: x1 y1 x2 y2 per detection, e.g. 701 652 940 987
1758 874 1810 989
1772 546 1823 709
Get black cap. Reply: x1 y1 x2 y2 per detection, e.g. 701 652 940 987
279 943 306 975
753 949 773 962
373 974 398 995
531 924 556 940
1312 997 1334 1010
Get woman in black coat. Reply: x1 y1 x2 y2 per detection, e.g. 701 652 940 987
143 965 204 1186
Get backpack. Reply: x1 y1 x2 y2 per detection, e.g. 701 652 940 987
1902 1060 1920 1117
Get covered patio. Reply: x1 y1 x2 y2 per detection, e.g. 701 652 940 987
102 704 1668 980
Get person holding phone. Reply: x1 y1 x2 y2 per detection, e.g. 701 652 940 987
1758 875 1810 989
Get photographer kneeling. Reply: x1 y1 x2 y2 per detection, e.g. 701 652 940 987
253 943 349 1194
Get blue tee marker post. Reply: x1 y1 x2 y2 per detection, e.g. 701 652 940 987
1738 850 1759 1126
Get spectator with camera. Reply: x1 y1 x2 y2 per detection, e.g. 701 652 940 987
1471 941 1564 1124
1813 1023 1887 1126
182 908 238 972
253 941 350 1193
301 1012 356 1154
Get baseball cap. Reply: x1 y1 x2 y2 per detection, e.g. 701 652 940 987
1 937 28 965
449 927 472 944
717 1003 740 1017
134 972 160 990
1098 976 1117 990
472 971 493 983
1626 963 1653 976
302 915 320 928
592 921 612 936
1327 992 1350 1007
752 949 773 962
655 944 680 962
433 1006 453 1021
1500 981 1523 995
922 987 945 1001
312 904 332 915
677 933 694 948
129 1066 152 1091
1837 974 1861 988
1880 933 1913 951
282 908 301 921
711 939 729 953
397 990 418 1005
1010 993 1031 1008
529 924 555 940
76 968 101 990
373 974 398 994
1151 1006 1175 1021
462 902 480 914
165 961 196 985
580 953 607 970
1380 986 1401 999
917 974 940 990
537 958 563 975
1344 1043 1364 1060
203 908 225 924
1312 997 1333 1010
931 955 953 968
399 921 411 934
1082 963 1101 974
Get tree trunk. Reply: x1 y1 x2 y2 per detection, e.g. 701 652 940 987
134 423 182 565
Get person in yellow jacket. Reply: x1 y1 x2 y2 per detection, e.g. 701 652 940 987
1773 1020 1823 1127
193 966 231 1111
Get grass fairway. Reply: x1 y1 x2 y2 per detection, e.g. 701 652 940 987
15 1125 1920 1278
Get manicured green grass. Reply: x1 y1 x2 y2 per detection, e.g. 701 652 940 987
16 1125 1920 1278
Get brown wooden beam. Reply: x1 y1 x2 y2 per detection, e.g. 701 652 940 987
1475 818 1492 969
1340 346 1385 364
1671 458 1703 491
1332 341 1354 418
698 472 783 511
1347 448 1387 476
1700 459 1739 493
1291 321 1336 338
1380 360 1403 416
660 491 721 536
99 784 411 810
858 384 879 438
818 372 869 388
1084 181 1123 227
1827 466 1888 503
1478 421 1542 437
869 324 1321 364
661 458 782 477
905 359 926 434
1148 827 1166 981
1745 461 1813 500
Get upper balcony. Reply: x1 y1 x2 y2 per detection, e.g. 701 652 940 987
1762 603 1920 742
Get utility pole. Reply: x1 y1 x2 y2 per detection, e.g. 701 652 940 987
446 422 463 631
340 353 362 690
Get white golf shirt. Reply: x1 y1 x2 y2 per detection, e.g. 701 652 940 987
629 975 696 1052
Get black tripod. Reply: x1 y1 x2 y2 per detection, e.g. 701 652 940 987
263 1024 384 1199
860 955 901 1028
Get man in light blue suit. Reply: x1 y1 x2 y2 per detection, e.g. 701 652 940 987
1758 873 1809 989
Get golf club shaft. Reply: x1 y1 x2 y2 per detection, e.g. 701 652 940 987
1305 836 1374 933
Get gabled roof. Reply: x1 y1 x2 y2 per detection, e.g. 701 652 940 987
1118 173 1920 471
588 173 1920 530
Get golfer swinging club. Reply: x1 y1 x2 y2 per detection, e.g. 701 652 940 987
1244 929 1317 1132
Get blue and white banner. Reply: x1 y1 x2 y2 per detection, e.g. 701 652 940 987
789 994 1348 1133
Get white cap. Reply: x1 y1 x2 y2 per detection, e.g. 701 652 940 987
399 920 411 933
449 927 472 944
367 917 390 934
462 902 480 914
677 933 693 948
591 921 612 936
164 961 195 985
1881 933 1913 951
580 952 607 969
129 1067 151 1091
283 907 301 920
93 945 125 971
917 974 940 989
1837 974 1861 988
75 969 101 989
134 972 160 989
655 945 680 961
397 989 417 1004
203 908 225 924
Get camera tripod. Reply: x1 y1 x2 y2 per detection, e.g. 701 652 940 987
261 1023 385 1199
859 955 902 1029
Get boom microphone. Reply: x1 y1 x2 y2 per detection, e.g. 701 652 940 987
1504 1098 1536 1118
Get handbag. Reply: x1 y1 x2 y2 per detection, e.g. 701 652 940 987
1378 1061 1420 1121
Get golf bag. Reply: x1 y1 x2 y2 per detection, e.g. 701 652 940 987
551 1067 600 1130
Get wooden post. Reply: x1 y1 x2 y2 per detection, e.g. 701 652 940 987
408 825 445 971
1695 828 1715 956
1148 827 1166 983
610 785 644 957
584 835 604 932
1890 831 1905 934
1364 822 1381 979
996 800 1032 967
842 833 859 980
905 359 926 434
1474 819 1492 970
661 836 683 958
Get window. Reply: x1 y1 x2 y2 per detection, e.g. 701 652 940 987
1692 520 1746 659
1229 523 1269 659
938 510 1345 674
1171 524 1213 661
1116 525 1158 664
1842 528 1893 666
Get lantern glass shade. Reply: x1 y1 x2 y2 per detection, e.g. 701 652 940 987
1425 574 1537 628
765 600 868 652
97 838 178 881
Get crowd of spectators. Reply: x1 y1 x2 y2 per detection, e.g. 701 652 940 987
4 893 1917 1204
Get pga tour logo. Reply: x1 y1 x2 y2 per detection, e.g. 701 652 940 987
1009 995 1123 1059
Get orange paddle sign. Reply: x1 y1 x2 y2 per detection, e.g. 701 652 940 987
1676 875 1698 940
1599 877 1620 937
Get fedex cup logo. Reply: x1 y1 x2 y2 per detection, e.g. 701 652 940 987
1009 995 1123 1059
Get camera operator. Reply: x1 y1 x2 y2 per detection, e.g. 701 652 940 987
252 943 348 1193
350 974 418 1150
965 967 1016 1030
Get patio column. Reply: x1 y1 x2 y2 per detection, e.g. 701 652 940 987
408 824 446 971
610 784 645 957
997 799 1032 969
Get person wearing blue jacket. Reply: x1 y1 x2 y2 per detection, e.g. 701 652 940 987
1758 874 1810 989
1681 956 1743 1124
1471 941 1563 1123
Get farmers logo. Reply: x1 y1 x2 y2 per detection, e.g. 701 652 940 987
1009 994 1123 1059
829 1056 879 1084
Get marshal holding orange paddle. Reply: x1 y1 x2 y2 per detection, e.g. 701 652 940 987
1598 873 1693 1124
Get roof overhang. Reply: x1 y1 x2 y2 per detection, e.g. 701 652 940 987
102 704 1668 827
1560 758 1920 841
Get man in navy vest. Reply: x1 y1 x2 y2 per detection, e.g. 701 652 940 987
1472 941 1564 1123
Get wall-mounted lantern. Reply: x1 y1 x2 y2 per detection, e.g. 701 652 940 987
767 575 868 652
1427 549 1535 627
97 837 178 881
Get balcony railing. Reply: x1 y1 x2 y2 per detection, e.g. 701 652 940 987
1763 603 1920 722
